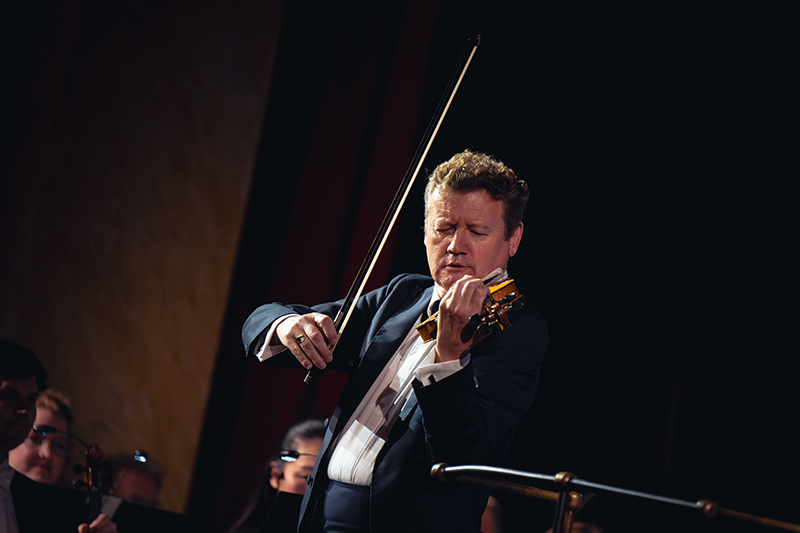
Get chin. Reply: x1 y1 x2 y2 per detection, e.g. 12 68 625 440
438 272 468 288
29 469 53 484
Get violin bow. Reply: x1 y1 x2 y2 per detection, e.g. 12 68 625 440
304 35 481 383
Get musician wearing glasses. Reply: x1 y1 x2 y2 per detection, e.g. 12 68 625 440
227 418 324 533
242 151 548 532
0 339 117 532
9 389 72 486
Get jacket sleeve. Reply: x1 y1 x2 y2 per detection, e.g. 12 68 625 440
413 301 548 466
240 274 426 371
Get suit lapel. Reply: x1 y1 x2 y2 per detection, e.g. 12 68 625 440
398 390 417 422
341 285 433 425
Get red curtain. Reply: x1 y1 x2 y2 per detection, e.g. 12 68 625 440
187 2 439 530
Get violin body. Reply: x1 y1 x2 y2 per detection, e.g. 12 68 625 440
415 278 524 343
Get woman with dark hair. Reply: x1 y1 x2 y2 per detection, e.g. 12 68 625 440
227 418 324 533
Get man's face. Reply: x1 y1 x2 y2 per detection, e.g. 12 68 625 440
114 469 161 507
270 437 322 495
9 407 69 484
424 188 523 291
0 376 39 454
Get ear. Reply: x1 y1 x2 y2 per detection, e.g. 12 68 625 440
269 461 282 491
508 222 523 258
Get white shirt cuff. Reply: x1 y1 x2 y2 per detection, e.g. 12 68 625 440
415 351 470 386
254 314 298 361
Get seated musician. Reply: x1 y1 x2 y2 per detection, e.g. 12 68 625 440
1 339 117 533
227 418 324 533
105 452 164 508
9 389 73 486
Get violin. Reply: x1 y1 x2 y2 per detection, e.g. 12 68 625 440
65 432 106 522
85 444 104 522
72 443 105 522
415 278 524 343
36 424 108 523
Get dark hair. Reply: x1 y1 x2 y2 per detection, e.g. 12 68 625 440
0 340 48 391
272 418 326 473
226 418 325 533
424 150 529 239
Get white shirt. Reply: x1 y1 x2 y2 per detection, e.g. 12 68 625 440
256 269 506 486
257 292 467 486
325 296 467 485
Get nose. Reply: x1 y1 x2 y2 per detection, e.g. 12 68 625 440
38 440 51 458
15 400 34 420
446 228 467 255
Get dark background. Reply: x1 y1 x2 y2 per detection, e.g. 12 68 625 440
3 2 796 532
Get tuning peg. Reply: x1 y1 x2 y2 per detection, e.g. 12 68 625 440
477 321 494 336
469 313 486 327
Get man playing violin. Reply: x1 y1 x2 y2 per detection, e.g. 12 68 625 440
242 150 548 533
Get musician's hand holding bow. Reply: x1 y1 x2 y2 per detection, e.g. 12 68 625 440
275 313 338 370
434 275 490 363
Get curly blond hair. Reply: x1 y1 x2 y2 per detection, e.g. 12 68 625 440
424 150 529 239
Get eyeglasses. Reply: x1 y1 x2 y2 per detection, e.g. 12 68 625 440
278 450 318 462
25 433 70 457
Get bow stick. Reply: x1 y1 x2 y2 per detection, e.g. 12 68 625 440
304 35 481 383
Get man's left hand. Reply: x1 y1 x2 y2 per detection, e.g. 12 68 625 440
435 276 489 362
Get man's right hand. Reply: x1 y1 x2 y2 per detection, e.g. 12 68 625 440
275 313 338 370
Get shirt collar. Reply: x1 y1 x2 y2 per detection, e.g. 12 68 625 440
0 456 15 493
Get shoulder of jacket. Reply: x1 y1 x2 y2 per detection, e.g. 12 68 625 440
386 273 435 291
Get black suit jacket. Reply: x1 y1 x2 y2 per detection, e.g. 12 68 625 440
242 274 548 532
